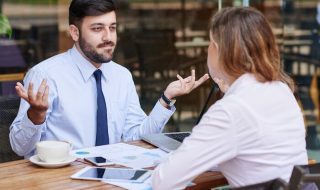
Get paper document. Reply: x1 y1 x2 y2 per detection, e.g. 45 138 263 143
72 143 148 159
72 143 168 168
108 148 168 169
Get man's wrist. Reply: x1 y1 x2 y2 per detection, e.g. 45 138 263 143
27 108 46 125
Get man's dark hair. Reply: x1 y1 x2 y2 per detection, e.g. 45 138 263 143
69 0 115 27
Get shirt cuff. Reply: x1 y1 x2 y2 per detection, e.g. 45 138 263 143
156 99 176 113
21 114 45 138
149 101 176 130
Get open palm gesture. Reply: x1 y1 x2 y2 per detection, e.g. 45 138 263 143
15 79 49 124
164 70 209 99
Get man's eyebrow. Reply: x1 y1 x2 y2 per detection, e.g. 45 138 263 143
89 22 117 27
90 23 105 27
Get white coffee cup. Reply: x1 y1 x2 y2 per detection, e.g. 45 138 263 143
36 141 72 163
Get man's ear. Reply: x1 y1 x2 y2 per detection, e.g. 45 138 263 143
69 25 80 41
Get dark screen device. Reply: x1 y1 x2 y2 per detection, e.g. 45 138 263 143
84 157 114 166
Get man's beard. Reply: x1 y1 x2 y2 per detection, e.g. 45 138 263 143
79 35 115 64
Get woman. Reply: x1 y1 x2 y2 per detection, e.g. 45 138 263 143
152 7 307 189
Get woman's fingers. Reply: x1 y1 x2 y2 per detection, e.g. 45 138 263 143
186 70 196 91
193 74 210 89
175 71 210 94
191 69 196 83
184 76 192 83
177 74 186 90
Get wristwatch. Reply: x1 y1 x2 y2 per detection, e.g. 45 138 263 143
161 93 176 107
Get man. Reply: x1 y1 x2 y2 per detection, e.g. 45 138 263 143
9 0 209 158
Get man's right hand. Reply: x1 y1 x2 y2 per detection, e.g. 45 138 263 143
15 79 49 125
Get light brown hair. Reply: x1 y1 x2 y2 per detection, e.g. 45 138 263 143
210 7 294 91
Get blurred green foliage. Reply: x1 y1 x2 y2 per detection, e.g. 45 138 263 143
0 14 12 38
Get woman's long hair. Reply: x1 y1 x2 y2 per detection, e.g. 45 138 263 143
210 7 294 91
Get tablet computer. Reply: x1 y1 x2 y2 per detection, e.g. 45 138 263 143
71 167 151 183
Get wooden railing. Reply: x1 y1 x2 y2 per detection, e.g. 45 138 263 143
0 72 25 82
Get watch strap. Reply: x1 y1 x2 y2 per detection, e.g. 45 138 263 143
161 93 176 106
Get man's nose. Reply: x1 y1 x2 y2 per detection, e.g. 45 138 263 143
102 28 111 41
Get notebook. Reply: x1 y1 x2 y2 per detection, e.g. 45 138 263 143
141 132 191 152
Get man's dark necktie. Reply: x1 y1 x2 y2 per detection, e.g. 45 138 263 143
94 69 109 146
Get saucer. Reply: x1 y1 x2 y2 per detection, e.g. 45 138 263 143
30 155 76 168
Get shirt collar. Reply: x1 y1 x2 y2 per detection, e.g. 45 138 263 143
224 73 256 96
70 45 111 82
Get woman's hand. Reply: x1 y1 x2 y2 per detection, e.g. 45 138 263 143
164 70 209 100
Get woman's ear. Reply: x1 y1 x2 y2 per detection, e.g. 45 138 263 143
69 25 80 41
212 40 219 51
209 32 218 49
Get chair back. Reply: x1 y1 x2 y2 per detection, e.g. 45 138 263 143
231 178 288 190
0 95 23 162
288 163 320 190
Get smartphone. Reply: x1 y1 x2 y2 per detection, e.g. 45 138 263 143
71 167 152 183
84 156 114 166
